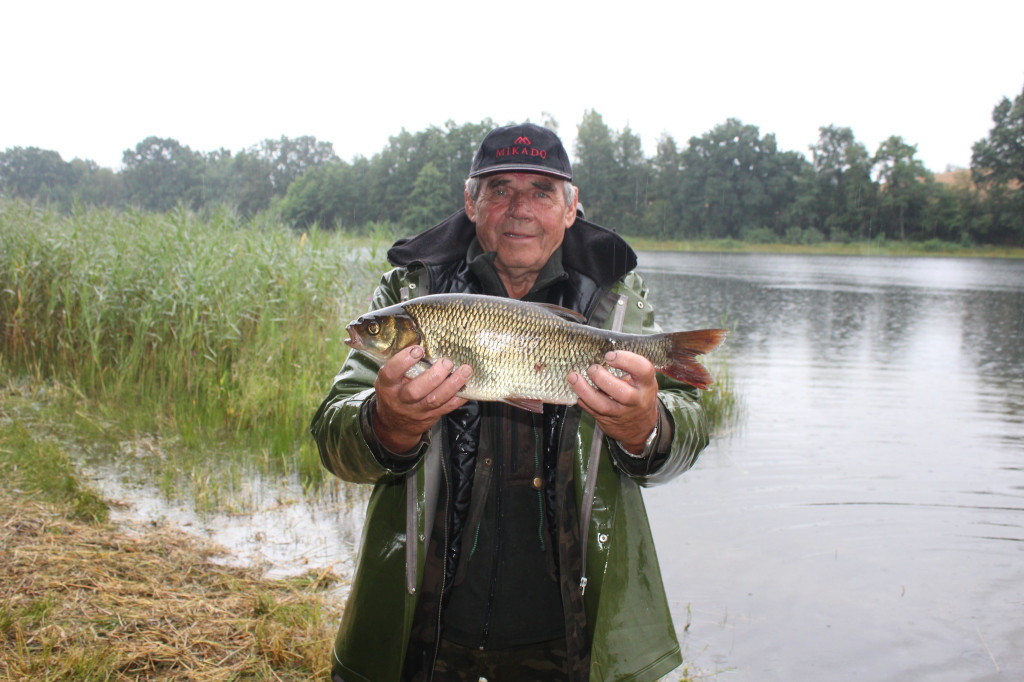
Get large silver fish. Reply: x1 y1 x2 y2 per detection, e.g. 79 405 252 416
344 293 727 414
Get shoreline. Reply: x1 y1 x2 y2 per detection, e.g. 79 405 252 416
623 236 1024 259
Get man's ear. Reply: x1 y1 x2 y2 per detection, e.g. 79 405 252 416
564 185 579 228
464 188 477 223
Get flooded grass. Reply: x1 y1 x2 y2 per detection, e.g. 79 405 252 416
0 417 343 680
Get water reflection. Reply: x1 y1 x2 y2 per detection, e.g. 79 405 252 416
638 252 1024 681
81 453 367 580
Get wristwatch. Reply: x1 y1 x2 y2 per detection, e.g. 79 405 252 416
623 424 658 459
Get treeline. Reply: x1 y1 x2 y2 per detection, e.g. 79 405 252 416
2 83 1022 245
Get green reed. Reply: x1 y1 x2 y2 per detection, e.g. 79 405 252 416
2 199 740 512
701 314 743 439
1 200 386 497
701 356 742 439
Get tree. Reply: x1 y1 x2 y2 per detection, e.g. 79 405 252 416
677 118 806 240
250 135 338 194
121 137 204 212
643 134 685 238
279 157 379 230
573 110 618 223
0 146 77 206
222 149 274 216
872 136 931 240
401 162 450 233
808 126 876 240
971 82 1024 186
69 158 124 207
433 119 496 200
280 162 344 229
614 125 649 228
970 81 1024 244
195 148 236 209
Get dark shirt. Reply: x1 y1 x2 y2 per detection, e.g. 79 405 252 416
441 241 568 649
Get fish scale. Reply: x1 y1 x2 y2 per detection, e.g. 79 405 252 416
408 296 619 404
344 293 727 413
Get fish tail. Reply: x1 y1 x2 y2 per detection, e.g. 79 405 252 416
659 329 729 390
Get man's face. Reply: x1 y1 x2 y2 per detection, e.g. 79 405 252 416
465 172 578 280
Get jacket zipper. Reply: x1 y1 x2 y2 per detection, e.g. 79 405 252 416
426 420 452 679
579 293 628 594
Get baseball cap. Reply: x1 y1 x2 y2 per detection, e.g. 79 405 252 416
469 123 573 180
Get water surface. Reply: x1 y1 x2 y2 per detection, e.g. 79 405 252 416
638 252 1024 681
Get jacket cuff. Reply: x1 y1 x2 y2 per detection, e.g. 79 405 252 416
360 397 429 474
609 400 674 477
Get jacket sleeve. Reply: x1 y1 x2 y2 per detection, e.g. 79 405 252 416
606 271 711 486
309 267 428 484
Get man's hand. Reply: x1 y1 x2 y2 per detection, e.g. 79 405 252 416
372 345 473 454
568 350 660 454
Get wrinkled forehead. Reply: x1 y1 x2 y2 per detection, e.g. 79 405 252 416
480 172 563 193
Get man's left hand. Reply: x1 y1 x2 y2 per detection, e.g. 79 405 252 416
568 350 660 454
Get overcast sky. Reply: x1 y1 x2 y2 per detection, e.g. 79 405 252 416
3 0 1022 174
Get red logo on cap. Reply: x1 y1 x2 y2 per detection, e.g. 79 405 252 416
514 136 532 145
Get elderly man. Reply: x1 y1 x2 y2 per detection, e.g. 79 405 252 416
311 123 710 681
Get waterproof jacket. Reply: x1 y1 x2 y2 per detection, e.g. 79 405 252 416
310 210 710 681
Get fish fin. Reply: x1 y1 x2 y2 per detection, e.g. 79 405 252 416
535 302 587 324
661 329 729 390
501 397 545 414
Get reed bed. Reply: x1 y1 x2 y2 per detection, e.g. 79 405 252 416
1 199 387 504
1 199 739 512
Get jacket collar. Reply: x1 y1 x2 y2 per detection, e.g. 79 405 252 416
386 209 637 292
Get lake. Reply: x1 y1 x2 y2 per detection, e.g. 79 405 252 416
638 252 1024 681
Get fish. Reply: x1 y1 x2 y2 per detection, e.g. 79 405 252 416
344 293 727 414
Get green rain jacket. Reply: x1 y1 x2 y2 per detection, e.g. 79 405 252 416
310 211 710 681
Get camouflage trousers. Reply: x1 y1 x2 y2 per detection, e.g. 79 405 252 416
431 637 569 681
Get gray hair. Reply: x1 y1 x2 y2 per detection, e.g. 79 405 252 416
465 176 577 209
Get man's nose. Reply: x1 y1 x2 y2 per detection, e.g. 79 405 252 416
507 191 532 218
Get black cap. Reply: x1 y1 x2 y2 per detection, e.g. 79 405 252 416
469 123 573 181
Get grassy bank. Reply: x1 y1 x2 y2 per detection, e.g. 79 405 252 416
0 417 341 680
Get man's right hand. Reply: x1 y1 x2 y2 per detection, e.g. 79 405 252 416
372 345 473 454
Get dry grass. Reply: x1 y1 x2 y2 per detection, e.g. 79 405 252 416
0 489 342 681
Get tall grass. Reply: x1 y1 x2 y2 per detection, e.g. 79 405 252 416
1 200 386 497
2 199 740 509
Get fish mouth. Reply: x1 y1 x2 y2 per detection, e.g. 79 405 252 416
343 324 362 349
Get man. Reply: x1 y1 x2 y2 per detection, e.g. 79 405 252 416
310 123 710 681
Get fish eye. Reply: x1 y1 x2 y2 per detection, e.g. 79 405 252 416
367 321 381 335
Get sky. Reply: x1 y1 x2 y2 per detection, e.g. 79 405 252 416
3 0 1023 175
